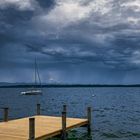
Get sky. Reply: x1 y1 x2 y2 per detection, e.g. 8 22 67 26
0 0 140 84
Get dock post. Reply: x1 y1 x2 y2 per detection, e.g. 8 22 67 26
63 105 67 112
87 107 92 134
4 108 9 122
61 111 67 140
29 118 35 140
37 104 41 115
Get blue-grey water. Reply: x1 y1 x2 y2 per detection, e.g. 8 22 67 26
0 87 140 140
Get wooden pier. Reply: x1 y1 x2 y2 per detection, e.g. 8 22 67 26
0 105 92 140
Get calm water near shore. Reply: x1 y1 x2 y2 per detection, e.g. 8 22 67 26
0 87 140 140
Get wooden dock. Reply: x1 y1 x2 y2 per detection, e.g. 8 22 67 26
0 115 89 140
0 105 92 140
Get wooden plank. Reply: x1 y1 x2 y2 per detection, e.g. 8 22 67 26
0 116 88 140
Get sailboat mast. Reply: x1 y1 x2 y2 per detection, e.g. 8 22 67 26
35 57 37 85
34 57 42 88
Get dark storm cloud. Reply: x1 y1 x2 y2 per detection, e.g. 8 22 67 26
36 0 56 9
0 0 140 83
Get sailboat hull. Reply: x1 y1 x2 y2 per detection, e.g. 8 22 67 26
21 90 42 95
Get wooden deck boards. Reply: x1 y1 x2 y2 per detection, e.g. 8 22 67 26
0 115 88 140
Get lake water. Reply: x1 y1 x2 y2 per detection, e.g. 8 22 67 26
0 87 140 140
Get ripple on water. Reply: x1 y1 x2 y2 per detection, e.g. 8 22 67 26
101 131 140 139
101 132 120 138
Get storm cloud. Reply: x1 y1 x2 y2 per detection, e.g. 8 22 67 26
0 0 140 84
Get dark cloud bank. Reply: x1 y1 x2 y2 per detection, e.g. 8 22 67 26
0 0 140 84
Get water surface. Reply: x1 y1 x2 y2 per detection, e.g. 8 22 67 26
0 87 140 140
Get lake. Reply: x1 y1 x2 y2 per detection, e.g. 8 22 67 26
0 87 140 140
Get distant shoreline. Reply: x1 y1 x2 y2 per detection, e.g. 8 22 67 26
1 84 140 88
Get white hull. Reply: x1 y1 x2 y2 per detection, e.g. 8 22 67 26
21 90 42 95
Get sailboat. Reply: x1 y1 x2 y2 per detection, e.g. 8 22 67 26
21 58 42 95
